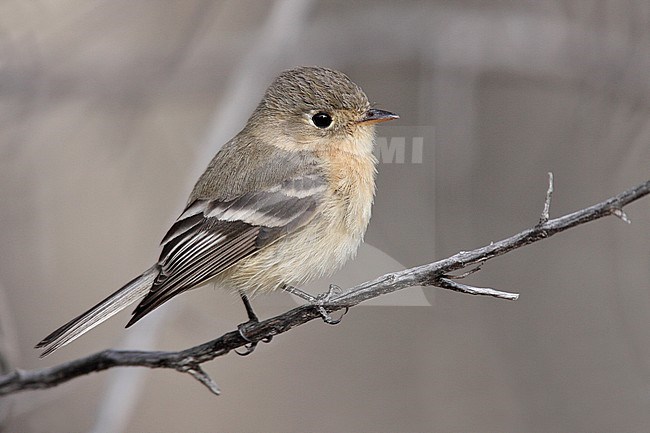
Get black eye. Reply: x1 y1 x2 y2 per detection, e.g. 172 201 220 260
311 112 332 129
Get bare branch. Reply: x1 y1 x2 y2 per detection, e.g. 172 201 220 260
1 179 649 396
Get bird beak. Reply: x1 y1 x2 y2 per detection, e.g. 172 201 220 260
359 108 399 125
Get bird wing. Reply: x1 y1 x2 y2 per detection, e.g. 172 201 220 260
126 174 327 326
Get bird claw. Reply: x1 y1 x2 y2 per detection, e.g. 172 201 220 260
235 320 273 356
316 304 348 325
235 341 257 356
315 285 347 325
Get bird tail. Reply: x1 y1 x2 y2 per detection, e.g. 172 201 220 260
35 266 159 357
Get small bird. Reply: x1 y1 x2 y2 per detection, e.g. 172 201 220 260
36 66 398 357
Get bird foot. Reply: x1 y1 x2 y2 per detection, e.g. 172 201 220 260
236 319 273 356
284 284 349 325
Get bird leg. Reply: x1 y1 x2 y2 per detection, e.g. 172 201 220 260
240 291 259 322
236 292 272 356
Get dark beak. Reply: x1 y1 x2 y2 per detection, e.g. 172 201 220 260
359 108 399 125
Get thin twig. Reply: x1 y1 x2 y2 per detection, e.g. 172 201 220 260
612 208 631 224
539 172 554 224
184 366 221 396
436 278 519 300
1 179 649 396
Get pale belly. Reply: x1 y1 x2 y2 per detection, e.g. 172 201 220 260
219 210 365 295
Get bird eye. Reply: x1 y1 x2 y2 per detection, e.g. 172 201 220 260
311 112 332 129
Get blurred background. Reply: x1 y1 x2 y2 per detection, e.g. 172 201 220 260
1 1 650 432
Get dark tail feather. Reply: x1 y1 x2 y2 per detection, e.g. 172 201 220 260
35 266 159 357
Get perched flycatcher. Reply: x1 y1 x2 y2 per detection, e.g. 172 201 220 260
36 66 398 357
